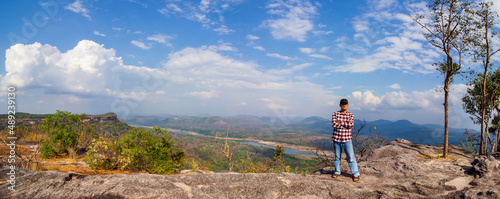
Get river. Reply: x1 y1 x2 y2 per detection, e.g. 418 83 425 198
166 129 318 157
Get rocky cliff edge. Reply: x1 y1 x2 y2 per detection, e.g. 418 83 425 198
1 139 499 199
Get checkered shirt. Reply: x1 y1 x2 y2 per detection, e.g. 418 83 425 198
332 111 354 143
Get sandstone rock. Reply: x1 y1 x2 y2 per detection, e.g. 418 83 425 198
0 168 373 199
1 139 498 199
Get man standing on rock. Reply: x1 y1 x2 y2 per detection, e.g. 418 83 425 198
331 98 360 182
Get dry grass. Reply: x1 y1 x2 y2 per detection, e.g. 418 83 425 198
1 143 135 175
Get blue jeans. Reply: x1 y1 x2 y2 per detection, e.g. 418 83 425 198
333 140 359 177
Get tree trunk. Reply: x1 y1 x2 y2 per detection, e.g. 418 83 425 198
481 69 487 155
443 74 450 159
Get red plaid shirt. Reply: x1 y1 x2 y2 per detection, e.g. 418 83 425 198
332 111 354 142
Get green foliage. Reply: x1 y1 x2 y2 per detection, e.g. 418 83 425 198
85 137 128 170
118 127 185 174
459 129 480 154
39 110 82 158
40 142 55 159
85 127 186 174
272 145 290 173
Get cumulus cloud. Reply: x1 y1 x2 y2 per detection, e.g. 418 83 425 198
162 45 277 88
2 40 163 97
262 0 318 42
350 84 467 111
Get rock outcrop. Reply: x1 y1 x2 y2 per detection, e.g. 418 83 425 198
1 139 499 199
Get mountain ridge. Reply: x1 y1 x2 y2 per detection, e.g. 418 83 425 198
122 114 472 146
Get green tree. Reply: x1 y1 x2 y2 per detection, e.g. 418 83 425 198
462 69 500 154
39 110 81 158
414 0 473 158
119 127 185 174
468 1 500 155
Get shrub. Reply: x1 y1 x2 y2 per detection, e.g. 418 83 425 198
39 110 97 158
119 127 185 174
85 127 186 174
39 110 80 158
85 137 128 170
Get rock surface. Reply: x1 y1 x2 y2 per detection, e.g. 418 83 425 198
1 139 499 199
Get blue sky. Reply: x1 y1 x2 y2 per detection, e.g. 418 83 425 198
2 0 498 130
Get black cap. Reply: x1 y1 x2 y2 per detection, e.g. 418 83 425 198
340 98 348 105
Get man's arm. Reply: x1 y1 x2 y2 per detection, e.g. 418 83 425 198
341 113 354 129
332 113 342 129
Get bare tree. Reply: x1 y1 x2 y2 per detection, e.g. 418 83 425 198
414 0 472 158
352 120 387 158
215 123 233 171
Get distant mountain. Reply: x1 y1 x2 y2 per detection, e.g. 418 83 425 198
294 117 468 146
122 114 473 146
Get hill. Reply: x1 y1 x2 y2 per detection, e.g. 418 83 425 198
0 112 133 138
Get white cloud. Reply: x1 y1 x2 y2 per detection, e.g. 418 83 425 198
312 30 333 36
319 47 329 53
268 63 313 75
299 47 315 54
131 40 152 49
331 1 439 74
186 90 217 99
388 83 401 89
163 45 276 88
262 0 318 42
93 31 105 37
309 54 332 60
1 41 163 97
247 35 260 40
370 0 397 10
158 0 243 32
65 0 91 20
253 46 266 51
352 91 382 107
167 3 182 13
213 25 235 35
329 36 438 73
266 53 296 60
353 19 369 32
147 34 173 46
349 84 468 114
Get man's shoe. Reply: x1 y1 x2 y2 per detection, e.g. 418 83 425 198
331 174 339 178
353 176 360 182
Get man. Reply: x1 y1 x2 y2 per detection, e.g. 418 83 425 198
331 98 360 182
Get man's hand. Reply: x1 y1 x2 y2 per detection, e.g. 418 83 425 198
349 120 353 123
